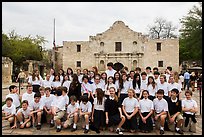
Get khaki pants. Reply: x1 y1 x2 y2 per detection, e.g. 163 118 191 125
54 111 65 121
168 114 183 131
182 117 196 133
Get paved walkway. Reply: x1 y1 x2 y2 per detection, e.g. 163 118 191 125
2 82 202 135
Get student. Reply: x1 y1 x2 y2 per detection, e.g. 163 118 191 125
21 84 35 110
119 74 132 105
30 92 44 130
91 74 104 97
28 69 43 93
167 88 183 134
153 71 160 85
147 76 158 101
167 76 182 100
140 72 148 92
76 69 83 84
153 89 168 135
105 87 126 135
83 68 89 76
128 70 135 81
132 73 142 99
146 67 154 79
89 71 95 83
182 90 198 133
153 67 159 73
157 74 169 101
105 76 117 98
42 74 52 89
79 95 92 133
63 95 79 132
135 67 141 74
62 75 71 91
105 62 117 78
61 86 69 107
66 67 73 81
122 89 139 133
139 90 154 133
6 85 20 110
92 66 99 76
51 75 61 94
49 68 55 82
2 97 16 129
51 88 66 132
114 72 122 96
16 100 31 129
81 75 92 101
68 74 81 102
43 87 55 127
100 72 107 90
91 88 106 133
165 66 172 83
59 69 65 83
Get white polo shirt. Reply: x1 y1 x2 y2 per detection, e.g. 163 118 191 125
120 80 133 94
93 97 106 111
30 100 44 111
153 98 168 113
79 101 92 113
16 108 31 118
28 76 43 86
100 79 106 90
6 93 20 108
105 69 117 78
44 94 55 110
141 79 148 91
22 92 35 109
51 81 62 88
114 80 120 90
157 82 169 96
182 99 198 115
42 80 52 88
139 98 154 113
147 84 158 96
2 104 16 115
168 82 181 92
62 80 71 91
67 102 79 114
122 97 139 113
49 75 55 82
81 82 92 94
92 82 104 95
51 96 66 111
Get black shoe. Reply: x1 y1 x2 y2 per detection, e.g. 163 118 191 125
95 130 100 133
50 123 54 128
37 125 41 130
160 130 164 135
10 122 14 127
56 128 62 132
71 127 77 132
84 129 89 133
176 129 184 134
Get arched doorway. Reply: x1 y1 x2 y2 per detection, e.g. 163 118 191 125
113 62 124 72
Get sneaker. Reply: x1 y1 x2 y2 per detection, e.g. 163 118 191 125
37 125 41 130
50 123 54 128
71 127 77 132
84 129 89 133
176 129 184 134
116 128 123 135
160 129 164 135
56 128 62 132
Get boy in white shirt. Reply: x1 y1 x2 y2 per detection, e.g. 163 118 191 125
43 87 55 127
63 95 79 132
6 85 20 109
79 95 92 133
42 74 52 89
30 92 44 130
61 86 69 107
153 89 168 135
51 88 66 132
16 100 32 129
182 90 198 133
2 97 16 129
21 84 35 109
140 72 148 92
105 62 117 78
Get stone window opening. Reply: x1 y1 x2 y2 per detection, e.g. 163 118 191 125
158 61 163 67
157 43 161 51
100 42 104 46
77 45 81 52
77 61 81 67
115 42 122 51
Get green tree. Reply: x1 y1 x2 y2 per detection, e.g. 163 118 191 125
179 2 202 62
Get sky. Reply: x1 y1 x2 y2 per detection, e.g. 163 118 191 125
2 2 198 49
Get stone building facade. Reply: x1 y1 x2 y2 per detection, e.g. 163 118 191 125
59 21 179 73
2 57 13 84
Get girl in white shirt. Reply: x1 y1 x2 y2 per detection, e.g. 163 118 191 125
119 74 133 106
28 69 43 93
105 76 117 98
66 67 73 82
157 74 169 101
147 76 157 101
122 89 139 133
42 74 52 89
114 72 122 96
139 90 154 133
81 75 93 103
51 75 62 94
62 75 71 92
59 69 65 83
92 75 104 97
132 73 142 99
49 68 55 82
100 72 107 90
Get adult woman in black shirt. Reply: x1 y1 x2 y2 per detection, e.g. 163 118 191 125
68 74 81 102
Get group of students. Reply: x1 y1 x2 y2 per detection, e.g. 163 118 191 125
2 63 198 135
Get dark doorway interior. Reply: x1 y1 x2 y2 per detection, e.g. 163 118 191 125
113 62 124 72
